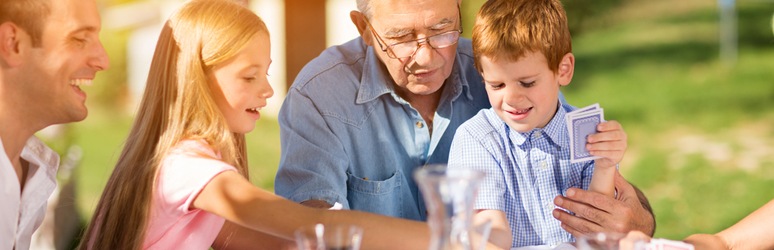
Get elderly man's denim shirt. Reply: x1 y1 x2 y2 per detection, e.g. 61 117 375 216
275 37 491 221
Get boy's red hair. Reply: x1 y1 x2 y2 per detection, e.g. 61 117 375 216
472 0 572 73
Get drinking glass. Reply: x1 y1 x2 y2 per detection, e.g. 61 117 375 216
414 164 489 250
294 223 364 250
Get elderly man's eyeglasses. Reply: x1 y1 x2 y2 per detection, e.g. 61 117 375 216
363 7 463 59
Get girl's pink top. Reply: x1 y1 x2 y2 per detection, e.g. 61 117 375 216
142 140 237 249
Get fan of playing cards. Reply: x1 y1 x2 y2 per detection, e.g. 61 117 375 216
565 103 604 164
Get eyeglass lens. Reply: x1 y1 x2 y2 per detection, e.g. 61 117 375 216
388 31 460 59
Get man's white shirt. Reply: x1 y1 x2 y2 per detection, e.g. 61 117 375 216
1 135 59 250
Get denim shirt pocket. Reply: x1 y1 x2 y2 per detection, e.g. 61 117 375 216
346 171 403 217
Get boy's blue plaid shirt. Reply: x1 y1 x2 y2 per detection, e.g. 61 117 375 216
448 102 594 248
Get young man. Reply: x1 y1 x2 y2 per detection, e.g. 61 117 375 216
449 0 627 248
0 0 110 249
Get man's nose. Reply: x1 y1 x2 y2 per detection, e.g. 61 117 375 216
411 42 435 66
88 40 111 71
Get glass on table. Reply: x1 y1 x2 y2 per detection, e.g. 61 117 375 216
294 223 364 250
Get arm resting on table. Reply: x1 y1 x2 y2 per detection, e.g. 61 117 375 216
474 209 512 250
685 199 774 250
195 171 431 250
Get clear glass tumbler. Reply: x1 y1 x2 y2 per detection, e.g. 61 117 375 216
294 223 364 250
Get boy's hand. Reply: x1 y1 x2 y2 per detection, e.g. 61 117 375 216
586 120 627 168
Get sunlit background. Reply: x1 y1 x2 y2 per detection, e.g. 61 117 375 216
33 0 774 248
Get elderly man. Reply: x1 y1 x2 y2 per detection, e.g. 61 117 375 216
276 0 487 221
0 0 110 249
275 0 655 238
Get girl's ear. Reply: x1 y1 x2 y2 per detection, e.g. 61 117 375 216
557 53 575 87
350 11 373 46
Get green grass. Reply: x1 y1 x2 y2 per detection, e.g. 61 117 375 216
561 0 774 240
37 0 774 245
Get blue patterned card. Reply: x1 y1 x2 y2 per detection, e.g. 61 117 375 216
565 104 604 163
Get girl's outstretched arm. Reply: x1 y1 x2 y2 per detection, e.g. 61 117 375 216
473 210 511 249
621 199 774 250
212 221 295 250
699 199 774 250
194 170 430 250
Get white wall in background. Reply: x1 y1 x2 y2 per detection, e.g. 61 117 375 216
326 0 360 48
252 0 286 117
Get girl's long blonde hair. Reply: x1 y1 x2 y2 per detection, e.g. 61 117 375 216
78 0 267 249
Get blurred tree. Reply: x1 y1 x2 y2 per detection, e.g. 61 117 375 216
461 0 485 39
771 12 774 37
561 0 624 35
461 0 625 38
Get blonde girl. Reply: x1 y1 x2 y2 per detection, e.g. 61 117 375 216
78 0 428 249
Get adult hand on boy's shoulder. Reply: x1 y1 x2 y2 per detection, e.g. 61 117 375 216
552 171 655 237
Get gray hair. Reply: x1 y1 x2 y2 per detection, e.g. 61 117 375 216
356 0 373 20
357 0 458 20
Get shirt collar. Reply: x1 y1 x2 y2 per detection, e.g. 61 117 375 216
19 136 60 177
356 45 393 104
1 134 60 174
355 43 473 104
451 51 475 102
541 102 568 146
0 135 60 199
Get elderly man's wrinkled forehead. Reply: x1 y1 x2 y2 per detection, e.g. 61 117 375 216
367 0 458 21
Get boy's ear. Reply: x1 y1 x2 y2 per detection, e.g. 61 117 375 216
0 22 25 68
350 11 373 46
557 52 575 87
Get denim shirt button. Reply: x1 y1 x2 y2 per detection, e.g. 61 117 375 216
416 121 424 128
